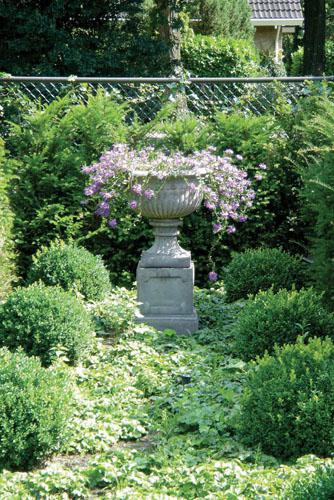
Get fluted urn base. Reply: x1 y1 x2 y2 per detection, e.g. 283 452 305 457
140 219 190 268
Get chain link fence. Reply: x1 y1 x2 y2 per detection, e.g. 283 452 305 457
1 76 334 123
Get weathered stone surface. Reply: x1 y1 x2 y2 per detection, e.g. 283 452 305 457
136 264 198 334
140 219 190 268
135 311 198 335
135 175 203 219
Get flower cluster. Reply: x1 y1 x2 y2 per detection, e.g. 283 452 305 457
83 144 257 281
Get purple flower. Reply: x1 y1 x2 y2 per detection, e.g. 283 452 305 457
227 225 236 234
131 183 142 195
82 144 256 263
254 174 263 181
259 163 267 170
108 218 117 228
204 200 216 210
84 186 96 196
96 201 110 217
144 189 154 200
208 271 218 282
101 191 114 200
129 200 138 210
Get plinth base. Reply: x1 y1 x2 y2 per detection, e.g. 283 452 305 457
135 310 198 335
136 263 198 334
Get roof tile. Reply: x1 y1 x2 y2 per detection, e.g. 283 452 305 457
249 0 303 20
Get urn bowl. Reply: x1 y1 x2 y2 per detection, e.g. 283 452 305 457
134 173 203 219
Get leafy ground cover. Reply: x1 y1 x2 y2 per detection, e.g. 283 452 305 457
1 287 332 498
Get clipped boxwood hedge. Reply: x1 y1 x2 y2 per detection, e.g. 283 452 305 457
238 337 334 459
0 283 94 366
27 242 111 301
233 287 334 361
0 348 73 470
284 465 334 500
223 248 306 303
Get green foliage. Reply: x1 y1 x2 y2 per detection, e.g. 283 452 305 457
87 287 138 337
0 0 160 76
290 47 304 76
7 94 307 287
182 35 260 77
145 114 212 154
0 139 16 300
7 91 137 281
0 348 73 470
224 248 306 302
142 109 304 283
188 0 253 38
194 286 245 346
302 151 334 307
210 112 302 257
295 98 334 307
284 464 334 500
0 82 37 139
0 283 94 366
233 288 334 361
326 40 334 74
0 287 332 495
238 337 334 459
27 241 111 301
290 42 334 75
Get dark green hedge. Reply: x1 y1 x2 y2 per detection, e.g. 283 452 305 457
223 248 306 302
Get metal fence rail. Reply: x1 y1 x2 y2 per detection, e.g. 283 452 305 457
1 76 334 122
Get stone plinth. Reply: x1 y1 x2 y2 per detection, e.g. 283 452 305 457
136 263 198 334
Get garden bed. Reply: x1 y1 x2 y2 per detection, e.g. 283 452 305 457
0 287 332 499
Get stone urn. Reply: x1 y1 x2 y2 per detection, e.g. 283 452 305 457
135 173 203 334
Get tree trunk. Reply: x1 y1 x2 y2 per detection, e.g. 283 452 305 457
155 0 182 74
303 0 326 75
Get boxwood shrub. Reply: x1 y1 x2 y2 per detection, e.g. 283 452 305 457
233 288 334 361
224 248 306 303
27 242 111 301
0 283 94 366
238 337 334 459
0 348 73 470
284 464 334 500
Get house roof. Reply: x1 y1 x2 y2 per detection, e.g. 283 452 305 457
249 0 304 25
